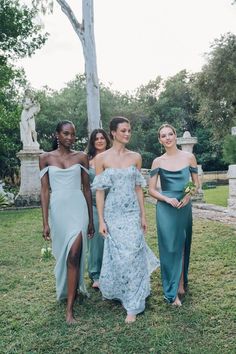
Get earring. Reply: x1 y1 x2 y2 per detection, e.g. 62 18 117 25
160 144 163 154
57 137 60 150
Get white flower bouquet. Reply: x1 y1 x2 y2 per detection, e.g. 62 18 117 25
180 181 197 204
41 243 52 260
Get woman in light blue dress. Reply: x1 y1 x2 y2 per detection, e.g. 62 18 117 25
93 117 159 324
39 120 94 324
149 124 199 306
87 129 111 289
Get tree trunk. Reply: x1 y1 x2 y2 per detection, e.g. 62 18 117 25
56 0 101 135
82 0 101 134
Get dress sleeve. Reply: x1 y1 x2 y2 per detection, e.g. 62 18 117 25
149 167 159 177
40 166 49 179
135 169 147 187
189 166 198 174
92 171 112 190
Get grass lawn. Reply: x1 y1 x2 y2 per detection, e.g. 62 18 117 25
203 185 229 207
0 205 235 354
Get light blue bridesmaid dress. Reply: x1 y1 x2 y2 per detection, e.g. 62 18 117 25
40 164 89 300
150 166 198 303
92 165 159 315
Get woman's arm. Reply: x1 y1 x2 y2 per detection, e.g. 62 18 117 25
190 153 200 190
39 154 50 240
177 153 200 209
135 155 147 233
81 153 94 238
95 154 107 237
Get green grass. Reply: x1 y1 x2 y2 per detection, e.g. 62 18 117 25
203 185 229 207
0 206 235 354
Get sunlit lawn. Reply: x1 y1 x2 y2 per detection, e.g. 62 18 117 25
0 205 235 354
203 185 229 207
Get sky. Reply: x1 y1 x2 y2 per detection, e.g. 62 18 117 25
19 0 236 93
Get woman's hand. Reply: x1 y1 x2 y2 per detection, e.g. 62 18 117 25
164 197 180 208
141 215 147 234
43 225 51 241
99 220 108 238
177 194 191 209
87 222 95 239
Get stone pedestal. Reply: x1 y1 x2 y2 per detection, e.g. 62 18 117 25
15 149 43 207
177 131 204 202
227 164 236 216
177 131 198 153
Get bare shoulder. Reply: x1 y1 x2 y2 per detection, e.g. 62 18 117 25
39 152 52 168
76 150 87 159
180 151 197 164
178 150 197 165
151 156 162 169
128 150 141 161
95 148 111 163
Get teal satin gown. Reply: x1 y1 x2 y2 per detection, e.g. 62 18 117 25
150 166 198 303
87 167 104 282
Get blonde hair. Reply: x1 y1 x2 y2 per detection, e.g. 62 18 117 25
158 123 176 137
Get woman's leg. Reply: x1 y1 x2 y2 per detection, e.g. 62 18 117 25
178 252 185 295
66 232 82 324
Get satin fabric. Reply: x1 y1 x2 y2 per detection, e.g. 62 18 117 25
150 166 198 303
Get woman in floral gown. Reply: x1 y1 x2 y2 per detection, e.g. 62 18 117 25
93 116 159 324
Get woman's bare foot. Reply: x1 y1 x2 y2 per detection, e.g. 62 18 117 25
66 310 77 325
172 296 182 307
125 314 136 324
92 280 99 289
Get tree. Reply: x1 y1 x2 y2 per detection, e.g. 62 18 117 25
223 135 236 164
194 33 236 138
36 0 101 134
0 0 47 180
1 0 47 59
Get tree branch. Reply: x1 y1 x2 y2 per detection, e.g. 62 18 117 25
56 0 84 39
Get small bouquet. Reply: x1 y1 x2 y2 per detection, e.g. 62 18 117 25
180 181 197 204
41 242 52 260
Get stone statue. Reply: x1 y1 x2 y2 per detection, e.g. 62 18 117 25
20 91 40 150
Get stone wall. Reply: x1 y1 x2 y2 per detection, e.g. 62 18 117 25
202 171 228 184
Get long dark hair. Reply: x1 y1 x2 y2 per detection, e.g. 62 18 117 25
87 128 111 159
109 116 130 140
52 120 74 150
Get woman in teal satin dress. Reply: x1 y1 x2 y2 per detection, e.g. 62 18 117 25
149 124 199 306
87 129 111 289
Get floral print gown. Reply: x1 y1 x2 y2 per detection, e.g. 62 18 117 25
92 165 159 315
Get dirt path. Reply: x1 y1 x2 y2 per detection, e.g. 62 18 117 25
192 203 236 227
146 198 236 228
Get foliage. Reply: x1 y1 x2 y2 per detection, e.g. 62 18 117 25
0 206 235 353
0 193 9 208
36 76 88 151
0 0 48 59
223 134 236 164
193 126 227 171
0 0 48 179
194 33 236 138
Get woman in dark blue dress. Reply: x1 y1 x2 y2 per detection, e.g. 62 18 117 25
149 124 199 306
